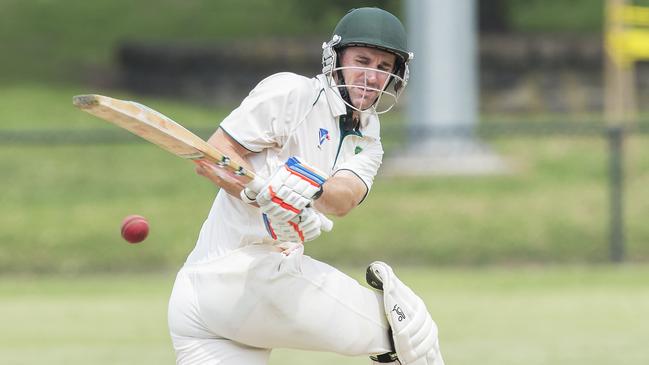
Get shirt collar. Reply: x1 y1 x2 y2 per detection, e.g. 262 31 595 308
358 108 377 130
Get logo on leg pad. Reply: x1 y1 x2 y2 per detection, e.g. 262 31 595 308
392 304 406 322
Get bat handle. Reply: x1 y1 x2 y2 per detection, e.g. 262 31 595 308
239 177 266 204
245 176 266 195
319 213 334 232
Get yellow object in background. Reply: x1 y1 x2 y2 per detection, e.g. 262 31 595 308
606 4 649 66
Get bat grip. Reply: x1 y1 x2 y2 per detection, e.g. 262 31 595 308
239 176 266 204
319 213 334 232
245 176 266 195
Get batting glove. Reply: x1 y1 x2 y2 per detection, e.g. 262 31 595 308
256 156 327 222
262 208 324 244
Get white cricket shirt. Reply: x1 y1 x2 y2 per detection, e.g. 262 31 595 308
185 72 384 264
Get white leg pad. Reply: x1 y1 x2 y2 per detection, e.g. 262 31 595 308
368 261 445 365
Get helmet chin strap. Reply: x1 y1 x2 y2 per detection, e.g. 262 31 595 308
336 69 359 132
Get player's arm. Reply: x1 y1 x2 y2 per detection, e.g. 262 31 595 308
195 128 255 198
313 170 366 217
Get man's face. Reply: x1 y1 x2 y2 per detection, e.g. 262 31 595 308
338 46 397 111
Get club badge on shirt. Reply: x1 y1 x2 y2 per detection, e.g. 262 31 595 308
318 128 330 149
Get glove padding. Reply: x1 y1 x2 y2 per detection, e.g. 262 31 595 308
262 207 324 244
366 261 445 365
256 157 327 222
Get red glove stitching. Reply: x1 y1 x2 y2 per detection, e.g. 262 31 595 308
288 221 305 242
268 186 301 214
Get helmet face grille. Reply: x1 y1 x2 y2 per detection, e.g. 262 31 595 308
326 65 408 114
321 8 412 114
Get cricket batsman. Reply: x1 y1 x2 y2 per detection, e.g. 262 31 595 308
168 7 445 365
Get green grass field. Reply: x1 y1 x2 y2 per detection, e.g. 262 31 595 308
1 265 647 365
1 82 646 364
0 82 647 364
2 84 649 273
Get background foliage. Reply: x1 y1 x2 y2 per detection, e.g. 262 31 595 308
0 0 606 84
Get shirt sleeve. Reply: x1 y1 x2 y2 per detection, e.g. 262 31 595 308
334 138 384 201
219 73 315 152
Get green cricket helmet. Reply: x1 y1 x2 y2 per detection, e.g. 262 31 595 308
322 7 414 114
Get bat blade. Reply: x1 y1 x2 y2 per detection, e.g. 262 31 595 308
74 94 208 160
72 94 256 182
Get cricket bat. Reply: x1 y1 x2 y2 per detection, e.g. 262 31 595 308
72 94 259 186
73 94 332 231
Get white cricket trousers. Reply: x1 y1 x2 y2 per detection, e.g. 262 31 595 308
168 244 393 365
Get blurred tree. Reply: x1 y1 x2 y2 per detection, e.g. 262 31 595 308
289 0 401 29
506 0 603 32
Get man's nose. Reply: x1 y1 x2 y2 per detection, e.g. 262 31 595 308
364 70 379 85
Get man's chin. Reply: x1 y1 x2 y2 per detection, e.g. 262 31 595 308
352 98 377 111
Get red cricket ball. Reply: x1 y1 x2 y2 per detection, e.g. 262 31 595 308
120 215 149 244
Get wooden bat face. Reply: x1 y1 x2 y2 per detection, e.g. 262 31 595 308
73 94 256 182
